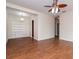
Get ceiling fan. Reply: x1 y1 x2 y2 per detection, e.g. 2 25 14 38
44 0 67 14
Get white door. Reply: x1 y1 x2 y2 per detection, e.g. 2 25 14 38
7 14 31 39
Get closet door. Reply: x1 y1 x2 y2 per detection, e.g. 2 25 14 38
8 15 31 38
11 20 26 38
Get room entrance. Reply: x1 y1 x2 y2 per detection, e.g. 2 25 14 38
55 16 60 38
32 20 34 39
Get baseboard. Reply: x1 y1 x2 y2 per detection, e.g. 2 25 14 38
37 36 55 41
7 37 38 42
60 37 73 42
8 37 32 40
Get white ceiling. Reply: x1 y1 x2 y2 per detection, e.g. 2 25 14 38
6 0 73 14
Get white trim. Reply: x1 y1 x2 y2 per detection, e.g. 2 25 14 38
60 37 73 42
37 36 54 41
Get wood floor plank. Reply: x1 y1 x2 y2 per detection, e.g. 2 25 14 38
6 37 73 59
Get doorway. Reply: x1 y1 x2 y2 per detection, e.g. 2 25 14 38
32 20 34 39
55 16 60 38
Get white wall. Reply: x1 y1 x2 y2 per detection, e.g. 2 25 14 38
6 2 55 40
38 13 54 40
6 13 8 42
7 14 32 39
7 13 54 40
60 10 73 42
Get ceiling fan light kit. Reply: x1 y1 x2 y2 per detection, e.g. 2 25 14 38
55 7 59 13
52 8 55 13
52 7 58 14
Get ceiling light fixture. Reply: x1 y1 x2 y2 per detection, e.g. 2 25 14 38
52 7 55 14
55 7 58 13
52 7 58 14
20 18 24 21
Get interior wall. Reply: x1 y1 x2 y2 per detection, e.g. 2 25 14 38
7 14 32 39
7 12 54 40
60 10 73 42
7 3 55 40
38 13 54 40
6 12 8 42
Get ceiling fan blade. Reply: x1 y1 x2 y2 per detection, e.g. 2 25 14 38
44 5 52 7
58 4 67 8
48 8 52 12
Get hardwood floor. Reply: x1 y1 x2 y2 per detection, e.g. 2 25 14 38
6 37 73 59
